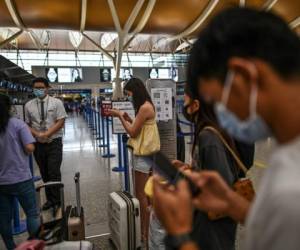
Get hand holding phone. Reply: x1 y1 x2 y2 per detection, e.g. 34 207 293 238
147 152 201 197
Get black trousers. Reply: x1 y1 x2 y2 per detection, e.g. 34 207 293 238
33 138 63 205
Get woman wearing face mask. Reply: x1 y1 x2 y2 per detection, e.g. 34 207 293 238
0 94 40 250
178 84 238 250
108 78 160 246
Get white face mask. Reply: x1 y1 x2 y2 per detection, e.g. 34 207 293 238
214 70 272 143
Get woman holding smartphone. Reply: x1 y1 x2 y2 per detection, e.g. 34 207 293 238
109 78 160 245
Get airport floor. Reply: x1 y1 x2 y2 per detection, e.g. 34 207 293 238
0 114 274 249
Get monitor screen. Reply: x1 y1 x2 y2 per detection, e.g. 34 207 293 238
46 67 58 83
100 68 112 82
149 68 178 81
57 68 83 83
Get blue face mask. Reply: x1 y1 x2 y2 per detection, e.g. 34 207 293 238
33 89 46 98
214 71 271 143
127 96 133 102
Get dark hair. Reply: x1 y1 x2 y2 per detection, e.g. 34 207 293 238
188 7 300 95
33 77 50 88
0 94 11 134
124 78 153 114
185 82 238 176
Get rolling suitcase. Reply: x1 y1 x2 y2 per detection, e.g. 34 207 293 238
108 191 141 250
66 172 85 241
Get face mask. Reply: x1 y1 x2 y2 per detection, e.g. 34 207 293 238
127 96 133 102
214 71 271 143
182 104 196 123
33 89 46 98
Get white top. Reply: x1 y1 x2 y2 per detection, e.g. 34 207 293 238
244 136 300 250
25 95 67 140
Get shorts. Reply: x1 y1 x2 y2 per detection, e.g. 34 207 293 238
132 155 152 174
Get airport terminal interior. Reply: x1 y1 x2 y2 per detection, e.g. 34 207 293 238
0 0 299 250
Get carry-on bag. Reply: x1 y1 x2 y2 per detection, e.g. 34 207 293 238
108 191 141 250
65 172 85 241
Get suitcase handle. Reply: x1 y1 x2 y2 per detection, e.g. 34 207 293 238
74 172 81 217
36 182 64 192
36 182 65 219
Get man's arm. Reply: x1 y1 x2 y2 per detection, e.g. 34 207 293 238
28 127 40 138
43 118 65 138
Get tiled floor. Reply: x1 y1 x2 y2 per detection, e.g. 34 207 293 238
0 114 274 249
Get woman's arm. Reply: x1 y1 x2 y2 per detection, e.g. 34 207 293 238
24 143 35 154
110 103 154 138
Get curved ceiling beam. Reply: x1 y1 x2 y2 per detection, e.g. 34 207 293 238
0 29 23 48
80 0 88 32
107 0 123 33
290 17 300 29
168 0 219 42
262 0 279 11
107 0 146 88
4 0 43 49
81 32 115 63
5 0 25 29
240 0 246 7
123 0 156 50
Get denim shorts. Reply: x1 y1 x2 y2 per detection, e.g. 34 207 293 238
132 155 152 174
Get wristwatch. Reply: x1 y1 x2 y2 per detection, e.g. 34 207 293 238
164 233 193 249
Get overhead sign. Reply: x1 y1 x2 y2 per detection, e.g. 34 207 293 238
100 100 112 117
112 101 135 134
151 87 173 121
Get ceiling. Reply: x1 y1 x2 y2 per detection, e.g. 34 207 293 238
0 55 35 85
0 0 299 53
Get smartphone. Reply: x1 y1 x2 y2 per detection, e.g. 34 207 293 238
146 152 201 197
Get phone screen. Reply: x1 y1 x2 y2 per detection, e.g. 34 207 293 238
146 152 201 196
150 152 181 184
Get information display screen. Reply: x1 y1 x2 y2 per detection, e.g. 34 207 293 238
45 67 83 83
58 68 83 83
149 68 178 81
100 68 112 82
46 67 58 83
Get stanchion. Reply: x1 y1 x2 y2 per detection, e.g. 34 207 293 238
188 122 194 144
99 113 106 148
92 109 97 135
96 110 103 142
12 198 27 235
122 134 129 192
102 116 115 158
112 134 125 172
29 154 41 182
88 107 93 128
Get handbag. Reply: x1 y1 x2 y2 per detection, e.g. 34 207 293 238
128 118 160 156
203 126 255 220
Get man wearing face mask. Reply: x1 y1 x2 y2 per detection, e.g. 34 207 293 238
25 77 67 212
153 7 300 250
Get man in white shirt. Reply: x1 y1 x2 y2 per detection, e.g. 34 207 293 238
152 7 300 250
25 77 67 211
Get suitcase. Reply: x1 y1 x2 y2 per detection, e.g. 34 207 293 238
108 191 141 250
66 172 85 241
46 240 94 249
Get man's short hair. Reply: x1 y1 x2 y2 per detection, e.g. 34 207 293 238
32 77 50 88
187 7 300 97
